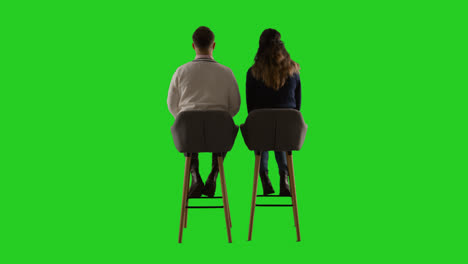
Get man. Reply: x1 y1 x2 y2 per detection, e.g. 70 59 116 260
168 26 240 198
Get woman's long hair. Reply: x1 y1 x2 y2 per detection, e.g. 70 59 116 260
251 28 300 91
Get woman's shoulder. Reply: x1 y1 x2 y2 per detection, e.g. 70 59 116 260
246 66 256 80
292 71 300 81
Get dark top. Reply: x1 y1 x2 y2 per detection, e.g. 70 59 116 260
246 67 301 113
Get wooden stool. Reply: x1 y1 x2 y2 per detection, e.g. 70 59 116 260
240 109 307 242
171 111 239 243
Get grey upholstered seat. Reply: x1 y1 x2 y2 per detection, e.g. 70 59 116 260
240 109 307 152
171 110 239 154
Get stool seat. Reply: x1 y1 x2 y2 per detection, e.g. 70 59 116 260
240 108 307 152
171 110 239 154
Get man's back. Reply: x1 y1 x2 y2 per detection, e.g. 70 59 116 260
168 57 240 118
168 26 240 201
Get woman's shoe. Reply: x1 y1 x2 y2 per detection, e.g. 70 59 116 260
279 170 291 196
260 170 275 195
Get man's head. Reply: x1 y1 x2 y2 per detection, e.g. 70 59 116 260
192 26 215 55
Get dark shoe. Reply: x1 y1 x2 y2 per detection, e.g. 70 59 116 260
188 180 204 198
202 166 219 197
279 170 291 196
259 171 275 195
188 157 204 198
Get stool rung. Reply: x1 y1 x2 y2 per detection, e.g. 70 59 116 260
257 195 291 197
186 206 224 209
256 204 293 207
188 196 223 199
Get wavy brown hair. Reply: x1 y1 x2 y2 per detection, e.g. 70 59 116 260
251 28 300 91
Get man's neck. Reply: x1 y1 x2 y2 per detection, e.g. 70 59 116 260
195 53 214 60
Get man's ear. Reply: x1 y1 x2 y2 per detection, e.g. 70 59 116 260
192 43 196 50
212 42 216 50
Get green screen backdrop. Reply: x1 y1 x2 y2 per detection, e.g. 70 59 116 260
1 0 467 263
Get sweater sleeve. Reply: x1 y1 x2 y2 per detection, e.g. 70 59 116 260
246 69 255 113
167 69 180 118
228 70 241 117
295 73 301 111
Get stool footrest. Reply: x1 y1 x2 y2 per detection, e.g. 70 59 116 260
186 206 224 209
188 196 223 199
257 195 292 197
256 204 293 207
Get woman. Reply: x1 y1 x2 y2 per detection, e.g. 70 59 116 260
246 28 301 196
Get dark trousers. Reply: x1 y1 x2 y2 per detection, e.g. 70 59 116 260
260 151 288 173
191 153 226 168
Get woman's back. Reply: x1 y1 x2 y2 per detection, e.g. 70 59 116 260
246 67 301 113
246 28 301 113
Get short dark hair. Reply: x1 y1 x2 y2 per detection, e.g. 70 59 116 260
192 26 214 50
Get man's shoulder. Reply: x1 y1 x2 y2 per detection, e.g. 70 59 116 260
215 62 233 73
176 61 196 71
172 61 196 77
197 60 233 74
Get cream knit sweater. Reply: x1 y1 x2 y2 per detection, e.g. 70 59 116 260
167 58 240 118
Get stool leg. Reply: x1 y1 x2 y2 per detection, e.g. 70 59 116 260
224 175 232 228
227 200 232 228
183 156 191 228
248 154 261 241
184 177 189 228
178 156 191 243
219 154 232 227
218 156 232 243
287 153 301 242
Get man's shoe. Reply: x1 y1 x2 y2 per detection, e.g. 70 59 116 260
188 157 204 198
188 179 204 198
202 166 219 197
